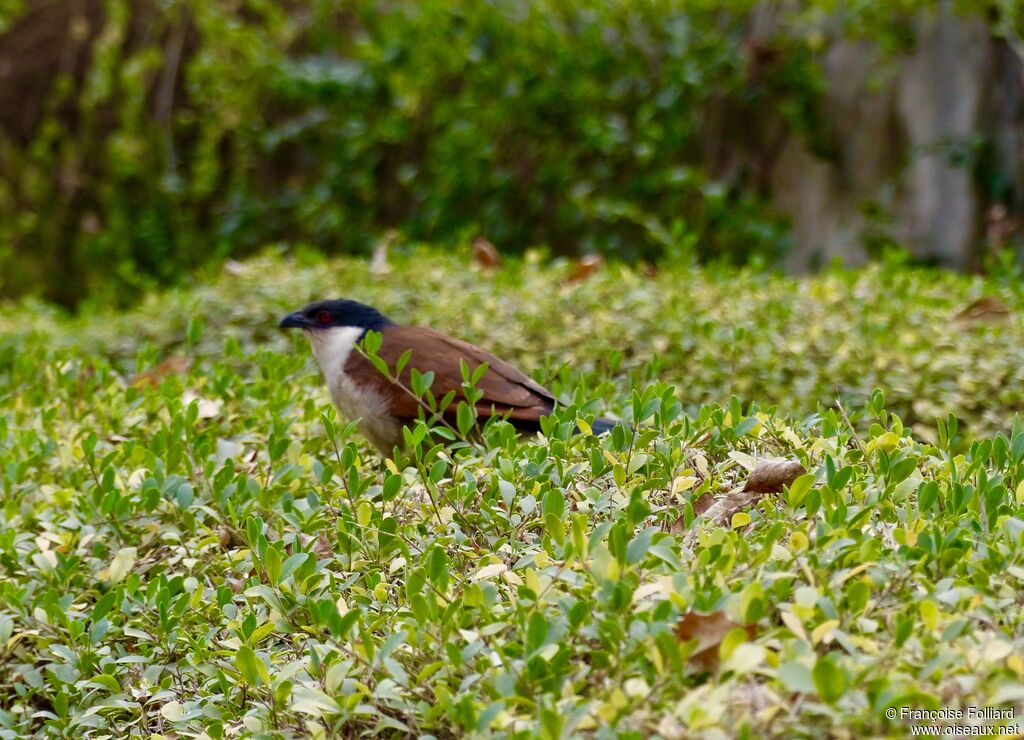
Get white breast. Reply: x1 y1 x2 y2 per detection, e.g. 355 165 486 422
307 327 401 452
308 326 364 382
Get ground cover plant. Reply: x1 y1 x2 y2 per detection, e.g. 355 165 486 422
2 248 1024 736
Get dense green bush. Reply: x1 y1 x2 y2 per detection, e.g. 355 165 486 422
6 245 1024 438
3 252 1024 736
4 0 994 306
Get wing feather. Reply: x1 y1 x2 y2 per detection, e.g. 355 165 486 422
344 325 554 425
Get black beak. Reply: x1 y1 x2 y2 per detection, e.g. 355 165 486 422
278 311 310 330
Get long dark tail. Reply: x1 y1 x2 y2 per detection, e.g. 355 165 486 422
587 417 621 435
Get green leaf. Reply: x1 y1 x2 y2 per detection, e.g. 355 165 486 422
369 354 390 377
777 662 816 693
526 612 548 653
176 482 194 509
279 552 311 583
187 317 206 345
471 362 490 386
786 473 816 509
812 654 849 703
289 686 340 717
396 348 413 376
235 646 268 686
427 546 449 590
457 403 475 437
361 330 382 355
542 488 565 519
544 512 565 546
91 591 118 624
625 527 655 565
263 546 282 584
89 673 121 693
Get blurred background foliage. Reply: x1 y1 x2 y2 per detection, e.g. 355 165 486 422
0 0 1019 307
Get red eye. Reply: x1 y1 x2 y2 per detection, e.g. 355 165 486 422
316 310 332 324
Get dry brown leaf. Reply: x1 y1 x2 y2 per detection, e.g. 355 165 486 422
219 527 243 549
743 459 807 494
287 532 333 558
675 610 756 671
699 490 764 526
693 459 805 526
472 237 502 269
313 534 333 558
226 577 245 594
132 356 191 388
692 491 715 516
953 296 1010 327
567 254 603 283
670 492 714 534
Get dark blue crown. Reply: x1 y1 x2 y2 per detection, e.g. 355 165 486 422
301 299 393 330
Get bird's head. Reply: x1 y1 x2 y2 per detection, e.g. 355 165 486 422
278 299 394 334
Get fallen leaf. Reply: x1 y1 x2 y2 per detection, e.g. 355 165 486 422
743 459 807 493
160 700 186 722
182 389 223 419
219 527 242 549
670 492 714 534
132 356 191 388
472 237 502 269
313 534 333 558
290 685 344 717
106 547 137 583
470 562 507 581
699 490 764 526
675 610 757 671
692 492 715 516
291 532 333 558
693 460 806 526
953 297 1010 327
728 451 760 472
671 475 697 494
567 254 603 283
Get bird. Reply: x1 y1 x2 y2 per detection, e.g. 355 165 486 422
279 299 618 453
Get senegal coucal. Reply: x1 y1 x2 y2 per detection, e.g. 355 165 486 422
279 299 617 453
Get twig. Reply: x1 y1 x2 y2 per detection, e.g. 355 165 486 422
835 395 875 475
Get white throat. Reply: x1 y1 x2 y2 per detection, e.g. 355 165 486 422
305 325 401 453
307 326 365 384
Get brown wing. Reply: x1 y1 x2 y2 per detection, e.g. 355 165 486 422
345 325 554 426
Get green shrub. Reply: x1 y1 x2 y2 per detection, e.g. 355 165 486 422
7 0 980 306
2 251 1024 735
5 245 1023 438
